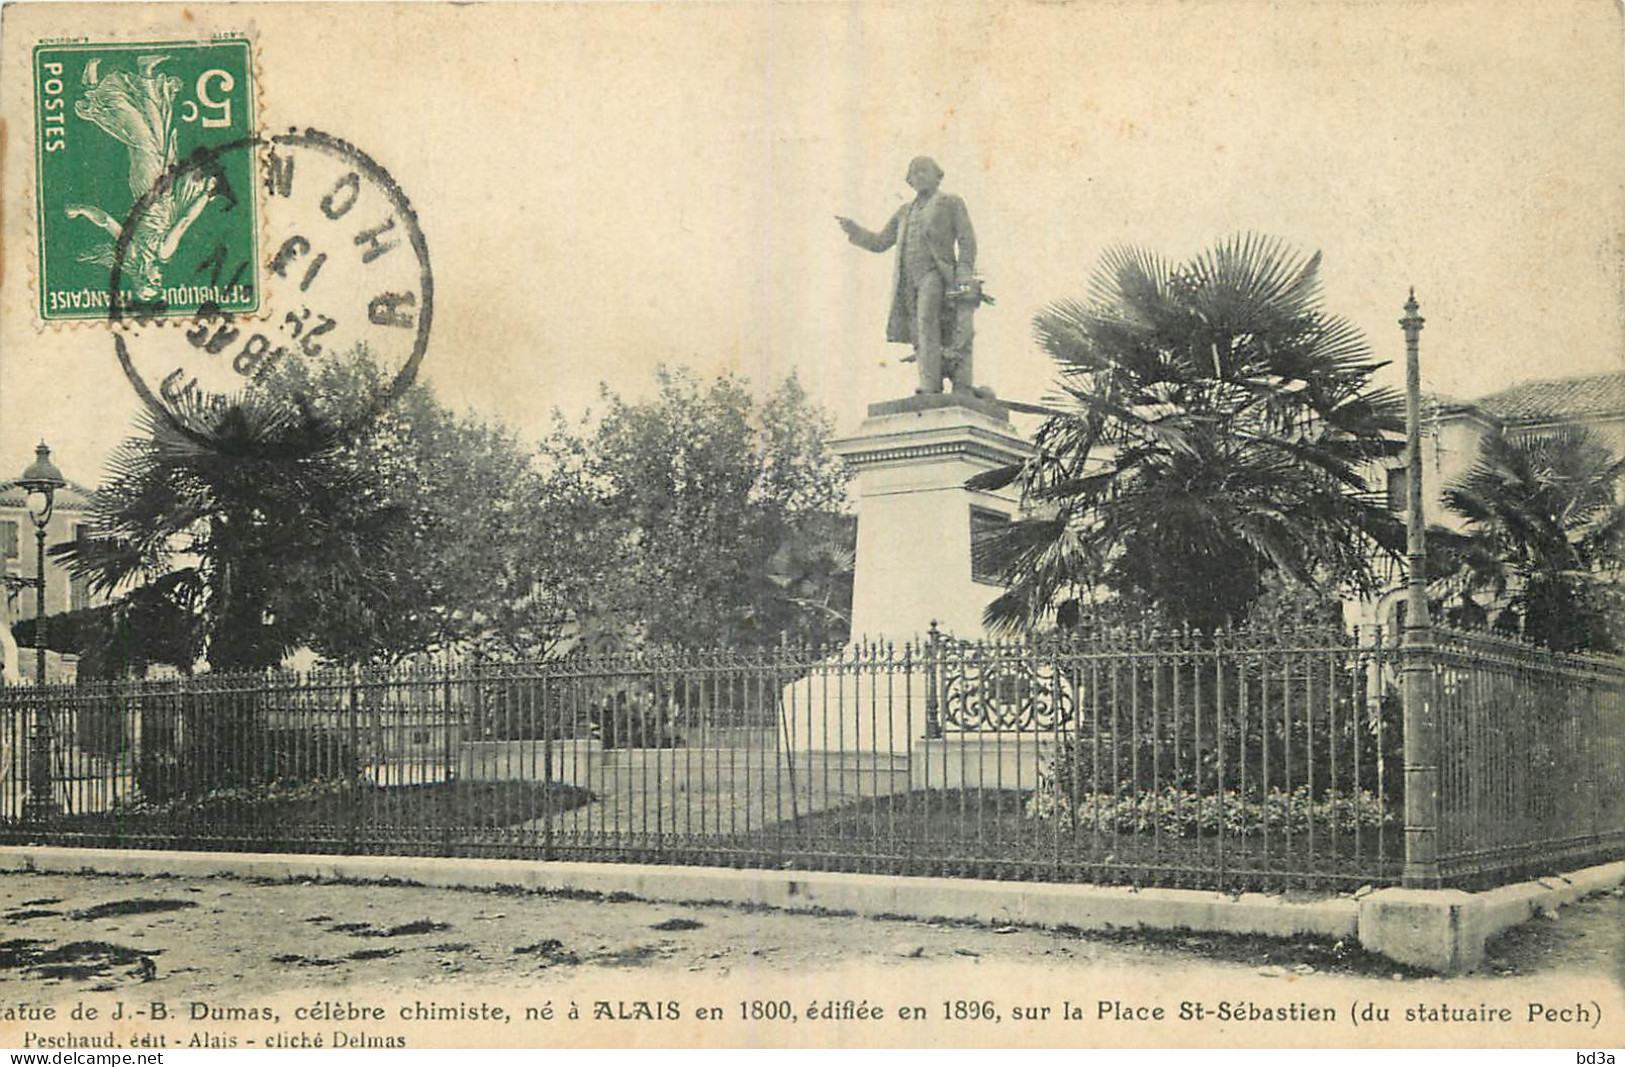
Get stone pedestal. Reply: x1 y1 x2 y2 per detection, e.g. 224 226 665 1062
832 393 1034 643
781 395 1033 755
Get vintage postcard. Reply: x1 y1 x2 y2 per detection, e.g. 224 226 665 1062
0 0 1622 1052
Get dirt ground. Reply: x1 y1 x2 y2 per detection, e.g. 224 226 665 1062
0 870 1619 1047
0 870 1620 994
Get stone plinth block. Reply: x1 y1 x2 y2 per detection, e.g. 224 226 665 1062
831 393 1033 643
778 655 927 755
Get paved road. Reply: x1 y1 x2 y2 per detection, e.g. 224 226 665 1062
0 871 1619 1047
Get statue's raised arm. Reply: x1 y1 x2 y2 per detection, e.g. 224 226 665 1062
837 156 993 400
836 212 899 254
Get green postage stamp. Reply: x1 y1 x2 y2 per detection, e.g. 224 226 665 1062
33 38 258 322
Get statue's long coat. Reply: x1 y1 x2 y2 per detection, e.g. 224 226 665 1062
845 192 977 343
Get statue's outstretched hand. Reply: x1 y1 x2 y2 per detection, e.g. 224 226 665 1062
836 216 862 241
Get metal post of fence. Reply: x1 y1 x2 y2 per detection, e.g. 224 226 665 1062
924 620 943 740
441 664 455 856
778 632 800 825
541 661 555 861
346 676 361 854
1400 289 1441 888
442 664 456 784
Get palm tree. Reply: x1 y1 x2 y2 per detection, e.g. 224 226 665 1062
758 510 857 648
973 234 1406 632
55 390 402 672
1439 426 1625 652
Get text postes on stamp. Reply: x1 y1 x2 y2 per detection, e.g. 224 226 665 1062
34 38 259 323
111 129 433 454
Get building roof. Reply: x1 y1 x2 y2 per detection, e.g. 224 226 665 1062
1473 371 1625 423
0 480 96 512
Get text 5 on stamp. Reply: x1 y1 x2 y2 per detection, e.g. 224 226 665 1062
34 38 258 322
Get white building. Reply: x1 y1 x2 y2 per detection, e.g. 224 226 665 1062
1355 370 1625 628
0 449 105 684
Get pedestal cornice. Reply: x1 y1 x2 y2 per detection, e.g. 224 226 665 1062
865 392 1011 422
832 394 1034 471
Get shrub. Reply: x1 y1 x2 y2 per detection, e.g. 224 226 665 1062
134 700 357 804
1026 781 1393 837
594 687 682 750
103 778 591 827
114 777 357 820
261 727 358 783
1035 679 1403 806
475 679 593 741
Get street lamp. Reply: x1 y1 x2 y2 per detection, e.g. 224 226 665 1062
1397 292 1439 889
17 441 65 821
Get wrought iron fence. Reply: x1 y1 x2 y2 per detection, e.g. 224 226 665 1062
0 627 1404 890
0 625 1618 891
1432 627 1625 885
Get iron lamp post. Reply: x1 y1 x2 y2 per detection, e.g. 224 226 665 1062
1398 292 1441 888
18 442 66 822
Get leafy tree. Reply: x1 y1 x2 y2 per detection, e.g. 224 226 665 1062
1438 426 1625 652
578 367 853 650
973 235 1406 632
299 381 549 665
456 409 627 661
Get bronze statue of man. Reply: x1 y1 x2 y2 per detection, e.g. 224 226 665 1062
838 156 992 398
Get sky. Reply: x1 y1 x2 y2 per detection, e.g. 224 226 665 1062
1 0 1623 488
